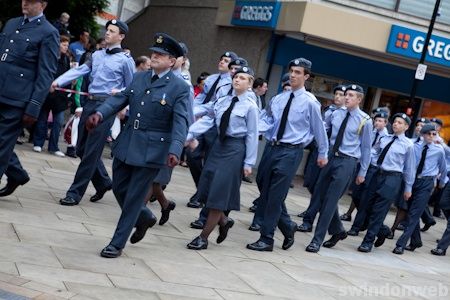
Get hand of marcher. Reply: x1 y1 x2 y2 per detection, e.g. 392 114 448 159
22 114 37 127
317 157 328 168
50 81 58 93
186 139 199 150
243 166 252 177
167 154 179 168
86 113 101 131
404 191 412 201
355 176 365 185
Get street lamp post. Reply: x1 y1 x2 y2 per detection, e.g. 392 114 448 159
407 0 441 133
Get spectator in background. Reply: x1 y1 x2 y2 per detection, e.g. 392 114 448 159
253 78 268 110
96 37 106 50
53 12 70 37
33 35 72 157
123 46 131 55
69 29 89 62
135 56 151 72
194 72 210 98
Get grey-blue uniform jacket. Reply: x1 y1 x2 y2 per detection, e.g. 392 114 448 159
0 15 59 117
96 70 190 168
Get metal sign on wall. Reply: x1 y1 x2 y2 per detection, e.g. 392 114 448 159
231 1 281 29
386 25 450 68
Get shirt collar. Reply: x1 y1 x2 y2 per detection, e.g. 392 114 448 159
152 69 170 79
291 87 305 98
24 13 43 23
106 44 121 51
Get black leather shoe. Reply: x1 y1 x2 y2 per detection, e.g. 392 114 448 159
340 213 352 222
421 222 436 232
297 223 312 232
282 222 297 250
323 231 347 248
187 200 202 208
392 246 404 255
217 218 234 244
305 242 320 253
347 229 359 236
187 236 208 250
396 223 405 231
289 183 294 188
357 245 371 253
374 234 387 248
90 185 112 202
431 248 446 256
100 244 122 258
0 180 26 197
242 176 253 183
130 217 157 244
297 211 306 218
190 220 204 229
159 201 176 225
248 223 260 231
405 243 422 251
60 196 78 206
246 240 273 252
249 205 257 213
386 230 394 240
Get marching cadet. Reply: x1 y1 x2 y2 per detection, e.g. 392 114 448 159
85 33 190 258
247 58 329 252
189 57 251 230
51 19 135 206
300 84 347 218
346 110 389 236
393 124 446 254
0 0 59 197
185 66 259 250
431 179 450 256
303 85 373 253
357 113 415 253
186 51 238 209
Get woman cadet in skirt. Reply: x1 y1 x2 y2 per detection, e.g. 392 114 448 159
185 66 259 250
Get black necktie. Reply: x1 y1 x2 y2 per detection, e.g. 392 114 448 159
332 111 351 154
151 74 159 83
416 136 421 143
276 92 295 141
372 131 380 147
203 76 221 104
416 144 429 177
106 48 123 55
23 18 29 24
219 96 239 142
377 136 398 166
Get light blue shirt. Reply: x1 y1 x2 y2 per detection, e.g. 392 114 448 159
173 68 194 125
374 133 416 193
260 88 329 158
69 41 86 63
193 72 231 117
414 141 447 186
326 107 373 177
370 127 389 166
55 47 135 96
188 90 259 168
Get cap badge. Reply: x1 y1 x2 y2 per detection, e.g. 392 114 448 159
294 59 299 65
352 84 357 89
156 36 163 44
111 19 117 24
243 67 248 72
402 113 407 118
225 52 230 56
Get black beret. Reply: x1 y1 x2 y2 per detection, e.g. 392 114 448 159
288 58 312 70
430 118 444 126
374 112 388 119
233 66 254 78
333 84 347 94
420 124 437 134
415 118 430 125
149 33 184 58
345 84 364 94
179 42 188 56
372 107 389 114
228 57 248 69
281 73 290 85
221 51 238 61
392 113 411 125
105 19 128 34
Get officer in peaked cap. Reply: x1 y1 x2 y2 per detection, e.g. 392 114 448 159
0 0 59 197
84 32 190 258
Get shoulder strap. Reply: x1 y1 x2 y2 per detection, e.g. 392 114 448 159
357 115 371 135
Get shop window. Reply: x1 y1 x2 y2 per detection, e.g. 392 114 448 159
421 99 450 142
378 90 410 116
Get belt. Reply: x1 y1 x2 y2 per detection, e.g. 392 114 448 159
88 95 109 101
333 151 357 160
269 141 303 149
416 175 435 180
378 169 402 176
0 53 7 61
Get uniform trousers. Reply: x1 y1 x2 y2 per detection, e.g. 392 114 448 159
350 165 379 232
310 156 357 246
66 100 114 202
110 158 158 249
437 210 450 250
253 143 303 245
396 177 434 248
361 171 403 249
0 104 29 184
303 143 320 194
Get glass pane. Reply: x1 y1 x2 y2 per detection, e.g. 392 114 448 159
355 0 397 10
399 0 450 25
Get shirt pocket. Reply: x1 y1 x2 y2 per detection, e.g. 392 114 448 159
230 106 247 130
151 92 173 119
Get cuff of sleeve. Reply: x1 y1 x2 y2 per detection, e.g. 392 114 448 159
357 169 368 178
318 153 327 160
186 133 194 141
404 185 413 193
96 111 103 120
25 100 41 119
169 140 184 159
244 164 253 169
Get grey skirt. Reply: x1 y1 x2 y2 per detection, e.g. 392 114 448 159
198 137 246 211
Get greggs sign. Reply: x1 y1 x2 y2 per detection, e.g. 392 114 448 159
231 1 281 29
386 25 450 67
